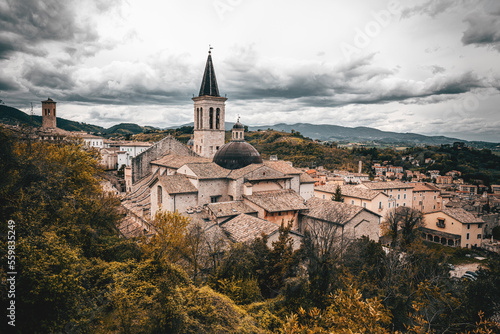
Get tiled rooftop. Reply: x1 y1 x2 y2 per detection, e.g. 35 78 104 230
184 162 231 179
299 173 316 184
361 181 413 190
244 189 308 212
263 160 301 174
303 197 366 225
408 182 440 192
152 153 210 169
207 201 257 218
221 213 279 243
439 208 485 224
316 184 384 200
158 174 198 194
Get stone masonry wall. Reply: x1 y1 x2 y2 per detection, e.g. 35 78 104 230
132 135 197 183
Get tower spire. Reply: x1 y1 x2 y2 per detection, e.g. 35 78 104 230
199 48 220 97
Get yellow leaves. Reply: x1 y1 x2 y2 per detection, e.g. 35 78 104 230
280 285 392 334
144 210 191 263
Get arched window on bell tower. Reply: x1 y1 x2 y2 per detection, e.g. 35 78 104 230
209 107 214 129
198 108 203 129
196 108 199 129
216 108 220 129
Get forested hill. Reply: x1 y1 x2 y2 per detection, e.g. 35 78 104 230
0 105 156 135
247 123 499 149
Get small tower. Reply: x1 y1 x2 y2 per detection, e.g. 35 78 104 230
232 117 245 141
42 98 57 129
193 48 227 158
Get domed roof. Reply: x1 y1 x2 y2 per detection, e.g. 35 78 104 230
213 141 262 170
233 121 244 129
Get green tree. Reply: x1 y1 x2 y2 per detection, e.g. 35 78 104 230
332 185 343 202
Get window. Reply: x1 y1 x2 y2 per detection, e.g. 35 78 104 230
466 233 470 240
216 108 220 129
351 200 354 205
403 194 406 199
477 234 482 239
210 196 219 203
157 186 162 206
397 194 400 200
323 195 325 199
363 203 366 208
467 224 470 230
388 203 391 208
209 107 214 129
478 223 482 228
379 202 382 209
200 107 203 128
436 219 445 228
196 108 199 128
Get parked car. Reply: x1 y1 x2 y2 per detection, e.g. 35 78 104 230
462 273 477 281
465 271 478 278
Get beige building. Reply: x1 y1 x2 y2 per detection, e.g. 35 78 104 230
314 184 390 219
422 208 485 248
408 182 442 213
358 181 413 209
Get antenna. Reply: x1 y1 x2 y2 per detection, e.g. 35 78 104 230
209 44 213 54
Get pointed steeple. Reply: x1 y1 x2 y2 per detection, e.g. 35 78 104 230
198 49 220 97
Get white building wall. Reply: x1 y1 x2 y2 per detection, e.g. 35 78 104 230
300 183 315 200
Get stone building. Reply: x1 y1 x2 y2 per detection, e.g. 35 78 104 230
300 197 381 242
192 50 226 158
42 98 57 129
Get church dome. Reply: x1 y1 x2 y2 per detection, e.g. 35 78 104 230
232 121 244 129
213 141 262 170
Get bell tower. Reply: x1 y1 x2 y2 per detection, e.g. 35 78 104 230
193 48 227 158
42 98 57 129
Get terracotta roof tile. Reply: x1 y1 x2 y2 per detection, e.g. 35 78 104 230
440 208 485 224
221 214 279 243
184 162 231 179
207 201 257 218
244 189 307 212
316 184 385 200
158 174 198 194
152 153 210 169
361 181 413 190
303 197 366 224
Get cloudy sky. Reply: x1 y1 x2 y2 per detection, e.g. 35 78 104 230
1 0 500 142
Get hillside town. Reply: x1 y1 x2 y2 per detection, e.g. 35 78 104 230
17 51 499 259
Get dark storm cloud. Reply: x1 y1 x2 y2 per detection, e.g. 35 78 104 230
0 0 97 43
220 51 486 109
23 65 75 90
0 0 119 61
0 77 17 91
461 11 500 51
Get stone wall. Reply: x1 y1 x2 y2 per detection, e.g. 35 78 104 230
132 135 197 183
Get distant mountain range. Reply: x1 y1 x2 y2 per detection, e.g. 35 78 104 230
1 105 498 149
